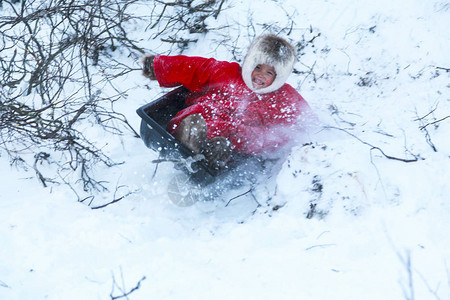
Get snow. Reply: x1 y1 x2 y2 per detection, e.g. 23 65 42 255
1 0 449 299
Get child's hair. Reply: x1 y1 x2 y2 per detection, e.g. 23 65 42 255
242 34 297 94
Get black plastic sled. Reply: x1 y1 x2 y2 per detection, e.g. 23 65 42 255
136 87 226 185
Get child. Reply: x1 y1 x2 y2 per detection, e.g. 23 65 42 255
142 34 314 169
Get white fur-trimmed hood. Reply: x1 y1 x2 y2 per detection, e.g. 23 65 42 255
242 34 296 94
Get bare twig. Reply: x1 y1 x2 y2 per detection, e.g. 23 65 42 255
225 188 253 207
397 250 415 300
91 181 136 209
110 268 146 300
325 126 420 163
414 107 440 152
147 0 228 51
419 115 450 130
435 66 450 72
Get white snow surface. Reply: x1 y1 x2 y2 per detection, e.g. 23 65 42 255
1 0 450 299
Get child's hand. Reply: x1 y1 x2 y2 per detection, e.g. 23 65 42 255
142 55 156 80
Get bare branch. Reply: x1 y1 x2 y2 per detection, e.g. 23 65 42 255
110 268 146 300
325 126 420 163
435 66 450 72
419 115 450 130
0 0 145 197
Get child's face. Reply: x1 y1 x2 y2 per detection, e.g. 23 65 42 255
251 64 276 89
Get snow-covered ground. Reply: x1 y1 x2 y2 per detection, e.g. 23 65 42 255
1 0 449 299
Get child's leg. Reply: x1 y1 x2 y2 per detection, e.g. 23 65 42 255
175 114 232 170
174 114 208 154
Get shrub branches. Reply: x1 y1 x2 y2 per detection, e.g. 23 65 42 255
0 0 141 193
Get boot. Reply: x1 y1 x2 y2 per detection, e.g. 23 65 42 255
175 114 208 154
203 136 232 170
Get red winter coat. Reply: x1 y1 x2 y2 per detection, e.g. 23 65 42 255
153 55 314 155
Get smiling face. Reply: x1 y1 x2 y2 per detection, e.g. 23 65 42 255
251 64 276 90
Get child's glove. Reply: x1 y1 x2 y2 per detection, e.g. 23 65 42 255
142 55 156 80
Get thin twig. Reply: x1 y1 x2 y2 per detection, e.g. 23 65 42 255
110 271 146 300
419 115 450 130
225 188 253 207
435 66 450 71
325 126 419 163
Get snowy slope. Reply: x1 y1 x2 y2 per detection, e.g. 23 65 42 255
1 0 449 299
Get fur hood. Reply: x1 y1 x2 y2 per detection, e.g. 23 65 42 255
241 34 297 94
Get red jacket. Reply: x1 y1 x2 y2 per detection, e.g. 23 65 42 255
153 55 314 155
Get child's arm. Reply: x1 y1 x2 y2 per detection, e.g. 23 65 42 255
150 55 235 92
